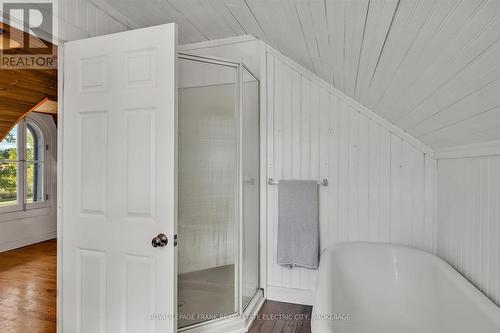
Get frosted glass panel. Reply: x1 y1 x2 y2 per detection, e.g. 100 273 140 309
178 57 237 328
241 68 260 310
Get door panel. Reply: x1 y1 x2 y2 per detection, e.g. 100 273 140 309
62 24 178 333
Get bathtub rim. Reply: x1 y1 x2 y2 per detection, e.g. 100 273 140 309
311 241 500 332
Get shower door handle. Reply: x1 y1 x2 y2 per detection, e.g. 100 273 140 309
152 234 168 248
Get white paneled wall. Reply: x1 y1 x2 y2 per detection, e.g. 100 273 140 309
437 156 500 306
266 48 436 297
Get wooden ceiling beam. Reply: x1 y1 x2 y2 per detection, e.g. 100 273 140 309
33 99 57 115
0 98 48 141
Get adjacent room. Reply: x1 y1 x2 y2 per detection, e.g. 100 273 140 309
0 1 499 333
0 21 58 332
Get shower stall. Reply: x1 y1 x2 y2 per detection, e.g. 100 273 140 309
177 53 261 329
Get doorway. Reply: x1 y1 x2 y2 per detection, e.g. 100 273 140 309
0 21 58 333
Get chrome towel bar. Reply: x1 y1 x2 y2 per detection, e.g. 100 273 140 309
267 178 328 186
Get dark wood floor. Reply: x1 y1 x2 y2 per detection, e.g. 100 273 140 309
248 300 312 333
0 240 57 333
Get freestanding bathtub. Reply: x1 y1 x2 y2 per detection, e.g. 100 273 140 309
311 242 500 333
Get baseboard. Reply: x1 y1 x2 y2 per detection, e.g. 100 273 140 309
266 286 316 306
0 231 56 252
179 316 246 333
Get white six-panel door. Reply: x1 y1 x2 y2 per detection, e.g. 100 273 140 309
62 24 178 333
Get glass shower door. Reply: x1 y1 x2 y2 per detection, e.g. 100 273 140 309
177 54 261 328
177 56 238 328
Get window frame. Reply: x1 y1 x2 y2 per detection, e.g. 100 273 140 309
24 119 48 210
0 116 49 214
0 123 23 213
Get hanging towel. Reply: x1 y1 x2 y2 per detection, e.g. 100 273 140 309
277 180 319 269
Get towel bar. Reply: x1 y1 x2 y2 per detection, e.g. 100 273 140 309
268 178 328 186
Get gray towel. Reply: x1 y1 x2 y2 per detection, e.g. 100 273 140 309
277 180 319 269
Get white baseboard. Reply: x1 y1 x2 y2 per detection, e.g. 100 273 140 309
266 286 316 306
179 316 246 333
0 231 56 252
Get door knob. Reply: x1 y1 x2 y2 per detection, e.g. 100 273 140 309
152 234 168 248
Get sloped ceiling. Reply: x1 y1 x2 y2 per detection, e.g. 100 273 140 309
0 23 57 140
101 0 500 149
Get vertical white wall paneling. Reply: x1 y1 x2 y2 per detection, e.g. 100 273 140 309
265 49 436 303
437 156 500 306
424 153 437 252
180 36 264 81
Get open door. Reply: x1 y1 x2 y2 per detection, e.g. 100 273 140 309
61 24 177 332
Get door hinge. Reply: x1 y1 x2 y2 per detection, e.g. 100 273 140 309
46 194 49 200
174 234 178 247
46 144 49 151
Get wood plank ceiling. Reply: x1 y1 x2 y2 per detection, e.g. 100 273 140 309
0 23 57 140
103 0 500 149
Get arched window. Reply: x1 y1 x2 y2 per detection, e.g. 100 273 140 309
0 117 48 213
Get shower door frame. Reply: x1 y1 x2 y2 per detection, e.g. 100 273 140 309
177 53 263 332
238 63 262 314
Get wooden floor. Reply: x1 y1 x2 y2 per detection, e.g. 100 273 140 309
248 300 312 333
0 240 57 333
0 240 311 333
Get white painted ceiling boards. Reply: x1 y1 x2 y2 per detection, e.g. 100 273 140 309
99 0 500 149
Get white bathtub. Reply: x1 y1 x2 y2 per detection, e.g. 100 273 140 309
311 242 500 333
